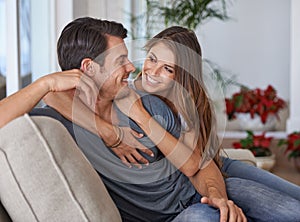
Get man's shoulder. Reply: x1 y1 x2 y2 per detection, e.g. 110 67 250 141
30 106 64 121
29 106 76 139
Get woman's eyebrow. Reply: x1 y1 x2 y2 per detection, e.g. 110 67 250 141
149 52 157 60
165 64 175 69
150 51 174 68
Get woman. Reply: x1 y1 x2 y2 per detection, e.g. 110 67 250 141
45 26 300 221
118 25 300 201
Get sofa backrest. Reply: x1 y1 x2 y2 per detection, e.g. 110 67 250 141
0 114 121 222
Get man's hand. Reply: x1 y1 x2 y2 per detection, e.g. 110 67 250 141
201 196 247 222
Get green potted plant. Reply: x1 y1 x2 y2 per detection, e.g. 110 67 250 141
232 130 275 170
154 0 229 29
225 85 286 131
278 131 300 172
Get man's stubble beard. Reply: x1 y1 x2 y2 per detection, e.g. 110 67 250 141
114 86 131 101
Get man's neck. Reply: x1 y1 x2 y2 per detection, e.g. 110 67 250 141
94 97 115 123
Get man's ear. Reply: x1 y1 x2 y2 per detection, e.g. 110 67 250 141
80 58 94 76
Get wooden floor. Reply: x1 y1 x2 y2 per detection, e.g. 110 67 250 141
258 139 300 186
270 149 300 186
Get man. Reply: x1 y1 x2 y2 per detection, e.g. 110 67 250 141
30 17 241 221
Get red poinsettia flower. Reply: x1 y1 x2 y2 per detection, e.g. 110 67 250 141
278 132 300 159
225 85 286 124
233 131 273 157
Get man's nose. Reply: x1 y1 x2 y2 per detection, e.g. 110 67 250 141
126 61 136 73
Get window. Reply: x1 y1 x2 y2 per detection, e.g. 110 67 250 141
0 0 31 99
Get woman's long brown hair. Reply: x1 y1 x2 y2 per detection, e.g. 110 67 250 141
144 26 222 169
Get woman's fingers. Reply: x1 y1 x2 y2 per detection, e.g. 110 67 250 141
130 129 144 138
125 154 142 169
128 129 154 157
111 142 150 168
139 148 154 157
110 148 132 168
124 147 149 167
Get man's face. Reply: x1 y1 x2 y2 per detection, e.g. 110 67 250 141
92 35 135 100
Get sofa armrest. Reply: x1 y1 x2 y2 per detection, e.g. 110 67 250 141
0 114 121 222
221 148 257 166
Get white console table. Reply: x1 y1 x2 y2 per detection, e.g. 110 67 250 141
219 131 287 139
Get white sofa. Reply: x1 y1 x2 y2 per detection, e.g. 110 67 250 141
0 115 256 222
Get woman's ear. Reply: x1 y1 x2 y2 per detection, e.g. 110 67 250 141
80 58 94 76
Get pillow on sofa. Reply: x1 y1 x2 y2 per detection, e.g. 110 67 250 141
0 114 121 222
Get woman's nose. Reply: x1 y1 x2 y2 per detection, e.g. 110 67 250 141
149 64 162 76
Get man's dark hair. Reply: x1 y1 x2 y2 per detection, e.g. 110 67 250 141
57 17 127 70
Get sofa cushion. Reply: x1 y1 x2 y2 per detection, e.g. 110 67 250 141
221 148 257 166
0 114 121 222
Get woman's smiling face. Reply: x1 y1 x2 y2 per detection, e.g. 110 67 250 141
141 42 176 96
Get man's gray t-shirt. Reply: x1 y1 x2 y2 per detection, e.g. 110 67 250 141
30 93 197 222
